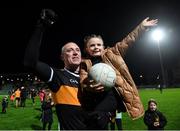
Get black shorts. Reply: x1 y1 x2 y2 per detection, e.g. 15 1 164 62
15 97 20 101
55 104 88 130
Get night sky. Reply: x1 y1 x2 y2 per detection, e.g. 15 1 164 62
1 0 180 83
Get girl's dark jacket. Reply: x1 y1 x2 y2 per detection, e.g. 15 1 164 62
144 109 167 130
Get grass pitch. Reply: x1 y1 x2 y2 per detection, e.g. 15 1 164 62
0 88 180 130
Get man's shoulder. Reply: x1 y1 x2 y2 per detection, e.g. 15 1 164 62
52 68 64 73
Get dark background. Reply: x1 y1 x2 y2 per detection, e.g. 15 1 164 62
0 0 180 84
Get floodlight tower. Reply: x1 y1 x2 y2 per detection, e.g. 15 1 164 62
152 29 166 87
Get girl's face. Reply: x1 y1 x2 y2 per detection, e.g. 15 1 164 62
85 37 104 57
149 102 157 111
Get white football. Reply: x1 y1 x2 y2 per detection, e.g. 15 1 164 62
89 63 116 90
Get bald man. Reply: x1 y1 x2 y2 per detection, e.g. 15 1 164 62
24 9 87 130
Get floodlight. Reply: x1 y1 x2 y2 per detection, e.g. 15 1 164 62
152 29 164 42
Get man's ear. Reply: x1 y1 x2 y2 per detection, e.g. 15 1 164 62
85 47 88 52
60 54 64 61
83 48 88 56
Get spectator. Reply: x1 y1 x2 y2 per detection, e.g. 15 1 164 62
10 93 15 105
110 109 122 130
144 99 167 130
20 86 27 108
14 88 21 108
1 96 8 113
31 88 37 106
39 89 45 104
41 92 54 130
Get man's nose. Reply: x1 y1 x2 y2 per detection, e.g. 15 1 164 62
73 50 78 55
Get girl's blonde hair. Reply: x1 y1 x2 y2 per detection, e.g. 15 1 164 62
83 34 103 48
148 98 157 106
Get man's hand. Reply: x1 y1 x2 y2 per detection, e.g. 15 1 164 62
154 121 160 127
40 9 58 26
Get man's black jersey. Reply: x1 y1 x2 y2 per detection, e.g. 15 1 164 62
48 68 87 130
49 68 81 106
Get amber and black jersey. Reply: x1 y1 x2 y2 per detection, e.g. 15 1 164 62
47 68 87 130
49 68 81 106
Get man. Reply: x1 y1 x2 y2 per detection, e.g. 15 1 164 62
20 86 27 108
80 17 158 129
110 110 123 130
14 88 21 108
24 9 87 130
30 88 36 106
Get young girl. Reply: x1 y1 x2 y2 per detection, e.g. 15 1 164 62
144 99 167 130
80 18 158 129
41 91 54 130
2 96 8 113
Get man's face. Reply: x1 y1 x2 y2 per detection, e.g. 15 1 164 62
85 37 104 57
62 42 81 69
149 102 157 111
